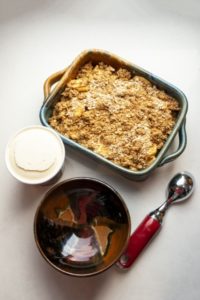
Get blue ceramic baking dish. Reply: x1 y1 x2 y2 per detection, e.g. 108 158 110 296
40 49 188 180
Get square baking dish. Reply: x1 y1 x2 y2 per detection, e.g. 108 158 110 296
40 49 187 180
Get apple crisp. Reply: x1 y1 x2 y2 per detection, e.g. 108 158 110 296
49 62 180 170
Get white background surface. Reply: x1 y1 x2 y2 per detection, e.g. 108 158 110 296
0 1 200 299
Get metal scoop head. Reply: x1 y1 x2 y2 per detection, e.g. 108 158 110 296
150 172 195 223
167 171 194 203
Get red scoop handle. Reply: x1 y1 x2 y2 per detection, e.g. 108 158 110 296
117 215 161 269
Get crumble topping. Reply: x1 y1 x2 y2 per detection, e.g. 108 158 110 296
49 62 179 170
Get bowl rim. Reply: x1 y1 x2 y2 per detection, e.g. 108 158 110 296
34 176 131 277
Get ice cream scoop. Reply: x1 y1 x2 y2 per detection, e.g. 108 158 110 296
117 171 194 269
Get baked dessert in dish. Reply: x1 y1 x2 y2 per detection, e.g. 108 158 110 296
49 62 180 171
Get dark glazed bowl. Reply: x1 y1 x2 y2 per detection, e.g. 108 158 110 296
40 49 188 180
34 178 131 277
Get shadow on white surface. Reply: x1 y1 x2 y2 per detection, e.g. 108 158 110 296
0 0 72 22
33 254 117 300
6 178 49 211
1 0 200 25
151 0 200 19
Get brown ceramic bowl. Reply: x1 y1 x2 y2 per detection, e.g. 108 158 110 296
34 178 131 277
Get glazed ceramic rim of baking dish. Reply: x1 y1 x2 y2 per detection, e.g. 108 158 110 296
40 49 188 179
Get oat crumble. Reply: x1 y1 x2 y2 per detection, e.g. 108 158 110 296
49 62 180 170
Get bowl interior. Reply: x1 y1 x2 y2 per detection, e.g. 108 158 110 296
34 178 130 276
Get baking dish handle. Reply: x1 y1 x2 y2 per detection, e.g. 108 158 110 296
43 68 67 101
158 120 187 167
